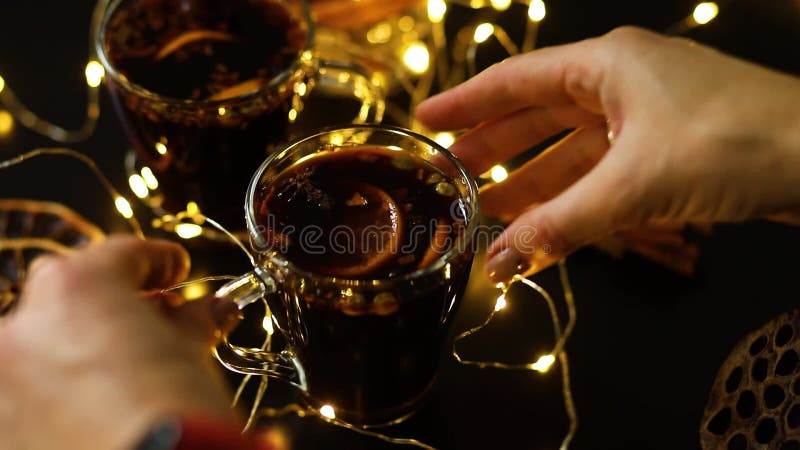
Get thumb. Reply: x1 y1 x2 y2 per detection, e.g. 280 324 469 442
484 152 636 282
168 296 243 345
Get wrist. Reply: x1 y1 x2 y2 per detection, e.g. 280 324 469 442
134 415 256 450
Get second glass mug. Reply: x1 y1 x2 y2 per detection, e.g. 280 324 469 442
93 0 385 229
214 125 480 426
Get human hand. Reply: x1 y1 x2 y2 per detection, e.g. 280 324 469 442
0 236 240 450
416 26 800 282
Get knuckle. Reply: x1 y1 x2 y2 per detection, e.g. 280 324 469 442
529 209 573 256
25 255 88 297
605 25 652 44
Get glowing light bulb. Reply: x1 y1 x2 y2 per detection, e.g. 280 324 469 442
403 42 430 75
0 110 13 136
692 2 718 25
528 0 546 22
175 223 203 239
140 167 159 190
490 165 508 183
473 23 495 44
0 76 5 94
427 0 447 23
186 201 200 217
262 315 274 335
494 294 507 311
84 61 105 88
490 0 512 11
218 107 227 116
320 404 336 419
115 197 134 219
128 174 149 199
155 142 168 155
367 22 392 44
288 108 298 122
398 16 415 32
531 354 556 373
434 132 455 148
295 82 308 96
182 282 209 300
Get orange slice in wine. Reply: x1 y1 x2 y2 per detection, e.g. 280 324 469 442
207 78 267 101
154 30 238 61
0 199 105 314
316 181 404 278
417 217 451 270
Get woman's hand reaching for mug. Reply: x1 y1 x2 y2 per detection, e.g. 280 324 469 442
416 26 800 282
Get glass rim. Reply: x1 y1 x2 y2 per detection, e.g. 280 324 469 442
93 0 316 107
245 124 481 289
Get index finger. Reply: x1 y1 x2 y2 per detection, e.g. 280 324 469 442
26 236 190 297
415 39 604 131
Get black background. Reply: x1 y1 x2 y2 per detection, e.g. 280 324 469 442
1 1 799 449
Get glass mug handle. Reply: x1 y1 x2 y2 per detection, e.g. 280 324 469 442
294 59 386 125
212 268 307 389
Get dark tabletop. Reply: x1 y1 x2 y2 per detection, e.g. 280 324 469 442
1 1 799 449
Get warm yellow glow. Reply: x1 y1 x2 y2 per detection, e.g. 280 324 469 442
115 197 134 219
262 315 274 335
295 82 308 96
186 201 200 217
0 110 13 136
427 0 447 23
434 132 455 149
182 282 209 300
288 108 298 122
692 2 719 24
403 42 430 75
175 223 203 239
490 0 512 11
490 165 508 183
528 0 546 22
0 76 5 94
128 174 149 199
84 61 105 88
367 22 393 44
329 133 345 147
319 404 336 419
531 354 556 373
397 16 415 32
140 166 159 190
155 142 168 155
494 294 507 311
473 23 495 44
469 0 483 7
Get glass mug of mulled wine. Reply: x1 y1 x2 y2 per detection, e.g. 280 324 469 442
94 0 384 229
214 125 479 426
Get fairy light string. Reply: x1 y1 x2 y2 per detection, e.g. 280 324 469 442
0 1 728 448
452 261 577 450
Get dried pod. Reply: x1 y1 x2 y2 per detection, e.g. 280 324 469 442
0 199 105 314
701 309 800 450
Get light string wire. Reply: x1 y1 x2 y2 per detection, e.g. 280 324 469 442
0 1 725 448
0 0 109 143
452 260 577 450
0 148 144 238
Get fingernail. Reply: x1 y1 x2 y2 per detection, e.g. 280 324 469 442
212 298 243 333
485 248 531 283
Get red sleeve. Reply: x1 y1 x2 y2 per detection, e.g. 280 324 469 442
176 416 275 450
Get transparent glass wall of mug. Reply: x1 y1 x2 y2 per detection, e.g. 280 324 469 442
215 125 480 426
94 0 384 229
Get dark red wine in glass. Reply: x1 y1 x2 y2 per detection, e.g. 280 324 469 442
98 0 311 227
254 146 473 424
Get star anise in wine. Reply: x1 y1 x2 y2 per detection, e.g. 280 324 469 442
276 166 333 210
